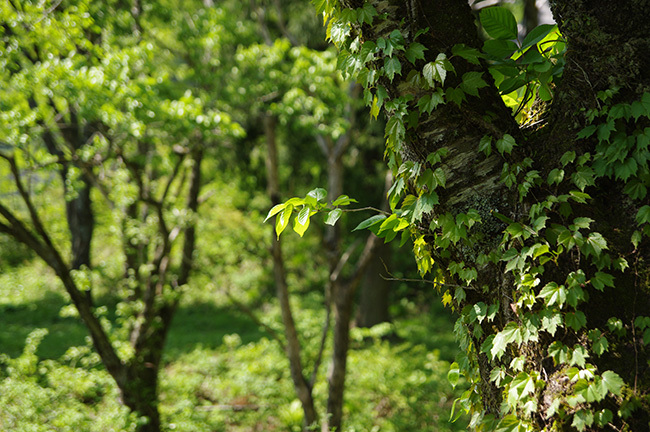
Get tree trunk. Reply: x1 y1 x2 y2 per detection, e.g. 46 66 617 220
356 242 391 328
332 0 650 429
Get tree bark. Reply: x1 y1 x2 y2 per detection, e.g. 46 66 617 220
336 0 650 428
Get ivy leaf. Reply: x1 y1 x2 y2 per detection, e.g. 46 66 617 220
451 43 482 65
405 42 427 64
565 311 587 331
591 271 614 291
413 191 439 222
432 167 447 189
460 71 488 97
636 205 650 225
417 89 445 114
491 322 520 360
496 134 516 155
508 372 535 407
495 414 522 432
583 232 608 257
357 2 378 25
423 53 450 86
479 6 518 40
384 56 402 81
446 87 466 107
547 168 565 185
601 370 624 396
324 208 342 226
478 135 492 156
537 282 567 307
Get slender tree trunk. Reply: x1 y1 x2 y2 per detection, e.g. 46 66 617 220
264 114 320 429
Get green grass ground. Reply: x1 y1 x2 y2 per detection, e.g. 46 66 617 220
0 256 468 431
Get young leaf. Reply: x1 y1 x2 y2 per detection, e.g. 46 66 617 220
264 203 286 222
293 206 311 237
307 187 328 202
275 205 293 239
325 208 343 226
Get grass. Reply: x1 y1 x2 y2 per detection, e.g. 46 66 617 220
0 255 469 431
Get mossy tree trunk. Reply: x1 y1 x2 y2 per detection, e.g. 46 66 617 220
330 0 650 429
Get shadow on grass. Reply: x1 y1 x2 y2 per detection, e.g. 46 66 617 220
0 290 88 359
0 289 268 362
165 300 268 358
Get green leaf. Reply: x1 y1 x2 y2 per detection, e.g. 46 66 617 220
448 362 460 388
565 311 587 331
293 206 311 237
384 56 402 81
496 134 516 155
353 214 386 231
560 151 576 166
479 135 492 156
460 71 488 97
491 322 520 360
264 203 286 222
275 205 293 239
405 42 427 64
521 24 556 50
480 6 518 40
547 168 564 185
307 188 328 202
636 205 650 225
413 191 439 222
601 370 624 396
483 39 518 58
495 414 522 432
451 43 482 65
537 282 567 307
332 195 358 206
432 167 446 189
422 53 449 86
591 271 614 291
325 208 342 226
417 89 445 114
446 87 466 107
